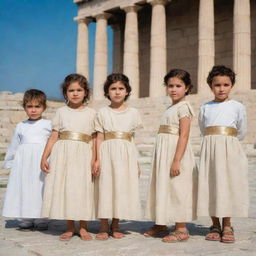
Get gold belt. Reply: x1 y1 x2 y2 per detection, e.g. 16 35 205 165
58 131 92 143
104 131 133 142
158 125 179 135
204 126 237 137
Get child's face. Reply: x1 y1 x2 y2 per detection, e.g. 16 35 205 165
25 100 45 120
210 75 233 102
66 82 87 107
107 81 128 104
166 77 188 103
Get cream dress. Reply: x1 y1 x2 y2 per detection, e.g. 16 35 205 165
146 101 197 224
197 100 248 217
42 106 96 220
94 106 142 220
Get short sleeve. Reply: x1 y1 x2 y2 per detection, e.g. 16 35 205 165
177 102 194 120
94 112 104 133
3 124 21 169
236 104 247 140
52 109 61 131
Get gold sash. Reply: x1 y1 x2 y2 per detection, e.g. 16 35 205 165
58 131 92 143
104 131 133 142
204 126 237 137
158 125 179 135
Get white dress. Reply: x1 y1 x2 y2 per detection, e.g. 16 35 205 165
146 101 198 224
197 100 249 217
94 106 142 220
2 119 51 218
42 106 96 221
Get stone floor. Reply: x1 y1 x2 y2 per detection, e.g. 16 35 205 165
0 158 255 256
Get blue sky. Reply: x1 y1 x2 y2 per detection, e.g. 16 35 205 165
0 0 113 100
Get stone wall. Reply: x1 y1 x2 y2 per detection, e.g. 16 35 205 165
1 90 255 159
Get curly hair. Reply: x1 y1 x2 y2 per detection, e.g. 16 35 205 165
22 89 47 109
61 73 90 103
207 65 236 86
164 69 193 95
103 73 132 101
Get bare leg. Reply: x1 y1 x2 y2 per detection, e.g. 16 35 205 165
111 218 124 239
79 220 92 240
95 219 109 240
59 220 75 241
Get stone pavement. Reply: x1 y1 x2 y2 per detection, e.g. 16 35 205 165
0 158 256 256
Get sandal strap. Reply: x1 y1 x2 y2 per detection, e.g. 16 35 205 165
168 230 189 240
209 225 222 234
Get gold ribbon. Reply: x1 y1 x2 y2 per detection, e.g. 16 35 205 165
204 126 237 137
58 131 92 143
104 131 133 142
158 125 179 135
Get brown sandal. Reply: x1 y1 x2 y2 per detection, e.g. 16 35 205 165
205 225 222 241
144 225 169 238
221 227 235 243
162 230 189 243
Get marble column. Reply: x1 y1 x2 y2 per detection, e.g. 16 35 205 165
122 6 140 98
93 13 111 100
75 17 90 79
233 0 251 90
197 0 214 95
148 0 168 97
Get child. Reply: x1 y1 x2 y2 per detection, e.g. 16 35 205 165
41 74 96 241
93 73 142 240
145 69 197 242
2 89 51 230
197 65 248 243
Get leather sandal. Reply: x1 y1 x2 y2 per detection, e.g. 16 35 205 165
162 230 189 243
221 227 235 243
205 225 222 241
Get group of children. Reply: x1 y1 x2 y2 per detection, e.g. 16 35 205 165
2 65 248 244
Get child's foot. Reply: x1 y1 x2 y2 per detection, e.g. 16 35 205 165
110 226 124 239
205 225 222 241
79 228 93 241
96 226 109 240
221 226 235 243
162 229 189 243
59 230 74 241
143 225 169 237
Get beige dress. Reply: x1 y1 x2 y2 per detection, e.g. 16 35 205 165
42 106 96 221
146 101 197 224
94 106 142 220
197 100 248 217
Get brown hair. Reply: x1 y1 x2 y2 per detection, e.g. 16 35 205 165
61 73 90 103
164 69 193 95
22 89 47 109
103 73 132 101
207 65 236 86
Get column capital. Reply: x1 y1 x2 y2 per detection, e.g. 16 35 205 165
74 16 91 24
94 13 111 21
147 0 170 6
121 5 141 13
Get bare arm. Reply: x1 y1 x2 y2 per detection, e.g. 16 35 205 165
91 133 97 174
40 130 59 173
170 117 191 177
92 132 104 177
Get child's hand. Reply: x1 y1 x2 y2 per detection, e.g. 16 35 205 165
92 160 100 177
41 158 50 173
170 160 180 177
